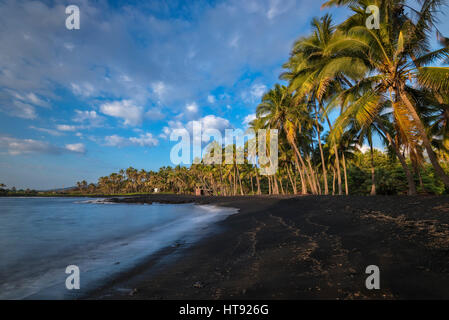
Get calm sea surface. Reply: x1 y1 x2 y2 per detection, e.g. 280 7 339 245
0 197 236 299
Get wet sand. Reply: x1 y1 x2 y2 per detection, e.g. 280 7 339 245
88 195 449 299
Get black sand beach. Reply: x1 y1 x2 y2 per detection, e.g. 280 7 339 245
88 195 449 300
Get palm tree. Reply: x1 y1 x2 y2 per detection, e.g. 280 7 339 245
321 0 449 187
282 14 346 195
256 84 315 194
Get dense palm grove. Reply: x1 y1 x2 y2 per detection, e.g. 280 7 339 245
70 0 449 196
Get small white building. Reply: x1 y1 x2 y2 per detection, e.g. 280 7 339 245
154 188 159 193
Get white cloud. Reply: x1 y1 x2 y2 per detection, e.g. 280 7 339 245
29 126 64 136
11 101 37 119
241 83 267 104
73 110 104 127
70 82 95 97
243 113 256 125
0 135 59 155
104 135 126 147
160 115 232 140
196 115 231 133
186 102 199 113
100 100 143 126
105 133 158 147
151 81 167 100
207 94 216 104
129 133 159 147
65 143 86 154
57 124 77 132
64 43 75 51
250 83 267 100
267 0 295 20
25 93 50 108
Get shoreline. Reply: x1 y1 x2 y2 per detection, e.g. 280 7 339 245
83 201 240 299
86 194 449 299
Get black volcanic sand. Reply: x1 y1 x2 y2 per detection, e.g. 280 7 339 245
87 195 449 299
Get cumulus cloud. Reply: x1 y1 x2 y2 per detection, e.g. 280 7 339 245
70 82 96 98
0 136 58 155
0 135 86 155
0 88 50 119
104 133 158 148
243 113 256 125
73 109 104 127
151 81 169 102
65 143 86 154
251 83 267 100
160 115 232 140
186 102 199 113
241 83 267 104
100 100 143 126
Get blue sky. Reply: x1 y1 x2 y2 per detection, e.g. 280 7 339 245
0 0 447 189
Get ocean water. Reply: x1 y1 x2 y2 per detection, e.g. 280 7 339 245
0 197 237 299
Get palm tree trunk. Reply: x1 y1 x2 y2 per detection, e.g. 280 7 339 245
268 175 272 195
292 151 307 194
236 165 244 195
273 174 279 194
315 105 329 194
255 167 261 195
332 168 336 195
369 144 376 196
306 157 318 194
233 166 237 195
286 163 297 194
278 177 285 194
250 175 254 194
316 173 322 194
325 115 343 195
378 121 417 195
342 152 349 195
399 89 449 188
